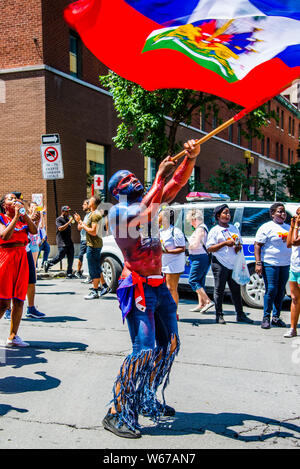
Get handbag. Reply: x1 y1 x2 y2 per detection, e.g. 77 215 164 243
232 250 250 285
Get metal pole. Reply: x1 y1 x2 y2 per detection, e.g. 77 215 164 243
53 180 62 270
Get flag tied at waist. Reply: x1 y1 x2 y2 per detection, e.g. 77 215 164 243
116 271 165 322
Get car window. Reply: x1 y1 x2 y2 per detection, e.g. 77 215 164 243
241 207 270 237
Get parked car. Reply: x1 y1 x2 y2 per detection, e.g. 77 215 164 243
99 196 299 308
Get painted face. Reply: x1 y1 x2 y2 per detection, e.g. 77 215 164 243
109 170 144 200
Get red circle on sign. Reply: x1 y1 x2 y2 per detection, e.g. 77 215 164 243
44 146 58 162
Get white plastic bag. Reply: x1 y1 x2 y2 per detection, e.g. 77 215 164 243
232 250 250 285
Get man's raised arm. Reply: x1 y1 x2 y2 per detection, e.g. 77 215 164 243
161 140 200 204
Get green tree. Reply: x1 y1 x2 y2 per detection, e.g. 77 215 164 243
206 159 255 200
282 162 300 202
100 72 275 162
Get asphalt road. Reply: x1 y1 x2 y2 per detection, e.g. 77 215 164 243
0 275 300 450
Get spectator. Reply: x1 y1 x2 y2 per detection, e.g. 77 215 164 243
74 199 90 279
186 208 213 313
284 207 300 338
77 196 110 299
44 205 75 278
206 204 253 325
255 202 291 330
28 202 40 269
159 209 186 319
0 193 38 346
37 207 50 269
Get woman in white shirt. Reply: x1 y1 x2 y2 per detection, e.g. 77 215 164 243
206 204 253 325
284 206 300 338
254 202 291 330
159 209 186 317
186 209 214 313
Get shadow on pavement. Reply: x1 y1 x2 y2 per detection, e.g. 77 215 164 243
0 404 29 416
0 347 47 369
143 411 300 442
0 371 60 394
23 316 87 323
29 341 88 352
36 291 76 295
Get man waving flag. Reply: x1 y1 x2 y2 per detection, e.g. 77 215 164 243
64 0 300 108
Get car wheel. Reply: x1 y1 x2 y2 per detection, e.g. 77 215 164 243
241 265 265 308
101 257 122 292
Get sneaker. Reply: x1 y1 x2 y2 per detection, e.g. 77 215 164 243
200 302 214 313
102 411 141 439
66 273 76 279
81 277 92 284
216 315 226 324
271 318 287 328
75 271 84 279
189 305 203 312
261 318 271 329
6 335 29 348
3 308 11 320
44 261 51 273
237 313 254 324
26 307 46 319
284 328 297 338
99 286 111 297
84 290 99 300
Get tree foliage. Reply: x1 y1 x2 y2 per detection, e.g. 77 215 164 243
100 72 275 162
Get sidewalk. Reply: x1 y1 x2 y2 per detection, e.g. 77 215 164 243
36 258 83 280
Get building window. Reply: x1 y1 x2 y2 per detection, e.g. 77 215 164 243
200 108 206 131
276 107 280 127
144 156 156 189
281 110 284 129
292 119 295 136
86 142 106 198
261 137 265 156
289 116 292 134
288 149 291 165
280 144 283 163
266 137 270 157
275 142 279 161
237 124 242 146
292 150 294 164
69 32 81 78
228 124 233 142
212 113 218 129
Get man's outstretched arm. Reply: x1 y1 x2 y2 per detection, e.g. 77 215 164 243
161 140 200 204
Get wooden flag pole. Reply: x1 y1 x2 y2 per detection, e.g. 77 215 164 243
171 116 235 162
170 90 283 163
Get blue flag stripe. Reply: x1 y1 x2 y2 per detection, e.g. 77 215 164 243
125 0 300 25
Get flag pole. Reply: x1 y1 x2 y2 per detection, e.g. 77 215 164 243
170 94 278 163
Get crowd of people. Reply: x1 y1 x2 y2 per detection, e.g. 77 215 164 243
159 201 300 338
1 140 300 442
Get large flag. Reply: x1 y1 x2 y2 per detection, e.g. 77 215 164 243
64 0 300 107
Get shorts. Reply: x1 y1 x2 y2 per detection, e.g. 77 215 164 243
289 269 300 284
78 241 87 262
30 244 39 253
27 250 36 284
86 246 102 280
0 247 29 301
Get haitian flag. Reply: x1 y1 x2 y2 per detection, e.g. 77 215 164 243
64 0 300 107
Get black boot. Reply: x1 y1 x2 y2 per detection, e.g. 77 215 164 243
216 314 226 324
102 410 141 439
237 313 254 324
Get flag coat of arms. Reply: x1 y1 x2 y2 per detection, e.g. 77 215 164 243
65 0 300 107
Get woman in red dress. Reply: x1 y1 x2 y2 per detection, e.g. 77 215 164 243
0 193 38 347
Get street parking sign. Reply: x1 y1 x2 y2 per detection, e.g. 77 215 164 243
40 143 64 179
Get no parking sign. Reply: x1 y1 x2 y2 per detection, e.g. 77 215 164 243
40 143 64 179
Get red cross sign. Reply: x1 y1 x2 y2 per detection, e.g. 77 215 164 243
94 174 104 190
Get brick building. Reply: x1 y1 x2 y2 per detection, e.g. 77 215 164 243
1 0 299 248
